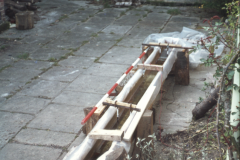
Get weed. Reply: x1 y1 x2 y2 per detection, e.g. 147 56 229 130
0 45 6 50
40 68 47 72
69 47 80 52
94 57 100 63
0 65 11 73
59 14 69 21
98 31 104 34
81 18 88 23
143 14 147 18
70 11 77 14
25 81 31 85
82 41 89 46
120 11 126 16
158 11 164 13
60 55 67 60
116 38 123 43
17 53 29 59
64 30 71 34
48 57 58 62
53 62 59 66
135 13 140 16
167 9 181 15
110 32 115 34
98 9 103 12
91 33 98 37
138 19 142 21
31 76 39 80
89 14 94 17
79 8 85 11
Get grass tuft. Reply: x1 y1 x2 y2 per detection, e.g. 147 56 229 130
167 9 181 15
17 53 29 59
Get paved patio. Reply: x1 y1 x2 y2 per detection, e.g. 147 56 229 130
0 0 216 159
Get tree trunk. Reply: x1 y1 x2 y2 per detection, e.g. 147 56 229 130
192 87 220 119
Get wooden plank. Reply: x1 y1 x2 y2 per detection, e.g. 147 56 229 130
123 86 156 141
137 64 163 71
94 103 107 117
89 129 124 141
132 110 153 159
175 49 189 85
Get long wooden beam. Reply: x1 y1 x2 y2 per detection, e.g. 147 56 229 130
137 64 163 71
123 86 156 141
89 129 124 141
142 42 193 49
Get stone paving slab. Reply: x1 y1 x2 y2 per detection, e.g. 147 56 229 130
99 46 142 65
30 47 69 61
68 133 86 150
17 79 69 99
0 143 62 160
27 103 85 133
0 81 25 98
53 90 103 106
0 95 50 114
74 39 116 57
65 74 119 94
117 37 144 48
58 56 95 69
0 112 33 149
40 66 84 82
102 25 133 35
161 21 195 33
0 65 43 83
14 128 75 147
113 15 141 26
82 63 129 77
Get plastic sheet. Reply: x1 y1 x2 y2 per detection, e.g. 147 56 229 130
143 27 224 69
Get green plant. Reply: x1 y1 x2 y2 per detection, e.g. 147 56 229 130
0 65 11 73
135 134 157 160
48 57 58 62
167 9 181 15
59 14 68 21
190 1 240 158
82 41 89 46
201 0 233 15
91 33 98 37
17 53 29 59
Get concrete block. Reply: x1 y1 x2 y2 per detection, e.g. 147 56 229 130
0 143 62 160
0 112 33 149
14 128 76 147
27 103 85 133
